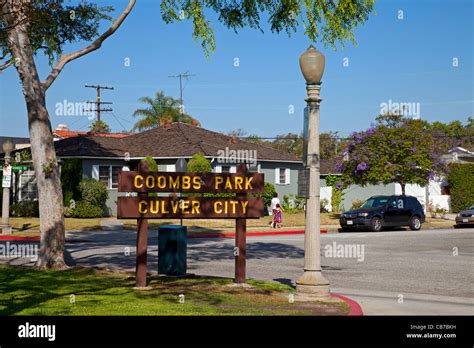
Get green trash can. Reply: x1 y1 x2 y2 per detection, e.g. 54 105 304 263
158 225 187 276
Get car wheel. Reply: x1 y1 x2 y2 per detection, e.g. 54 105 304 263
370 217 383 232
409 216 422 231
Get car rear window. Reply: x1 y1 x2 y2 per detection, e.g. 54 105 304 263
407 197 421 209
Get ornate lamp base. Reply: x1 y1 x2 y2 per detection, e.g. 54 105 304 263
0 224 12 235
295 270 330 301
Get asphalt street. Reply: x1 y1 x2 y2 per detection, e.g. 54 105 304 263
3 227 473 315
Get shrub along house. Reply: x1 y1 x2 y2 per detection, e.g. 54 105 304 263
43 122 303 216
0 126 129 208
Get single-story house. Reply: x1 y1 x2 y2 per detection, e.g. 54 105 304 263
3 123 313 215
0 136 31 151
3 124 469 215
51 122 306 215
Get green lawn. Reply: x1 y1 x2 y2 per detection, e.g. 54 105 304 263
0 265 348 316
8 213 456 236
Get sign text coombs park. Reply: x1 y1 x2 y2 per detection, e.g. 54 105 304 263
117 164 265 287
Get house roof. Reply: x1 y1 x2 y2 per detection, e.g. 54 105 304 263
320 157 339 175
53 130 129 139
53 123 301 162
0 136 30 148
54 136 129 158
448 146 474 156
1 125 345 173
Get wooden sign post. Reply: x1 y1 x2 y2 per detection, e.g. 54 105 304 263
235 163 247 284
117 163 264 287
136 162 149 288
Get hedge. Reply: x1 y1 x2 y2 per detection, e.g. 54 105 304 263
447 163 474 212
78 179 108 208
61 158 82 206
72 201 104 218
10 200 40 217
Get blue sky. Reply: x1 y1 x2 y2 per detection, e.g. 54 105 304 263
1 0 473 138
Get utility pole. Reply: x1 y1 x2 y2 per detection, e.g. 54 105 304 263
84 84 114 133
168 72 196 114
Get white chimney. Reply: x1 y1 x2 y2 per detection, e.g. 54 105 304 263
56 124 69 131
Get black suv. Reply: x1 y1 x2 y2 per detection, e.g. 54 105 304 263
340 195 425 232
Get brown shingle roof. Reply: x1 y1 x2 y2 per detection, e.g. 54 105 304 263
54 123 300 162
55 136 128 157
320 157 340 175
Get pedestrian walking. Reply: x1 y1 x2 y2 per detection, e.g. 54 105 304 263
273 203 283 228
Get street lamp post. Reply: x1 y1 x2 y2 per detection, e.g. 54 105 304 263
175 158 188 226
1 140 14 235
295 45 330 300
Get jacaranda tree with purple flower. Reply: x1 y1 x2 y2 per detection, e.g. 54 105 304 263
336 117 447 195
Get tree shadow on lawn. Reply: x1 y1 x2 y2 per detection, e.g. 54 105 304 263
18 223 32 231
0 266 134 315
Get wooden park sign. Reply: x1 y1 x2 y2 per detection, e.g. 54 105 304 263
118 163 264 287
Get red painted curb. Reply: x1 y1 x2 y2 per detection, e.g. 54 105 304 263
0 236 40 241
331 293 363 316
187 229 327 239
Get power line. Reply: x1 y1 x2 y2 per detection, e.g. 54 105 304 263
112 112 134 125
239 134 473 141
110 112 128 132
168 71 196 113
84 84 114 133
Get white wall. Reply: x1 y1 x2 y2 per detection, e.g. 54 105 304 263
395 183 426 211
427 178 450 211
320 186 332 212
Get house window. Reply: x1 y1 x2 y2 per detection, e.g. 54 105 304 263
221 166 231 173
95 165 123 189
275 168 290 185
111 166 121 189
166 165 176 172
98 166 110 187
214 165 236 173
19 170 38 201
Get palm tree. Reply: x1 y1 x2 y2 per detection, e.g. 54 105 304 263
89 120 111 133
132 91 200 131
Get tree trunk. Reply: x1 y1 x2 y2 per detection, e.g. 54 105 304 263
5 5 67 269
400 183 406 196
